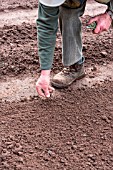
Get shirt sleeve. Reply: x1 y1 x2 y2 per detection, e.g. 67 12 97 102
37 3 59 70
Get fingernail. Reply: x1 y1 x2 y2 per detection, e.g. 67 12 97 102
46 94 50 98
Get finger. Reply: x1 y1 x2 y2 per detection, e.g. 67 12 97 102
93 24 101 34
36 85 45 98
48 86 55 93
45 91 50 98
99 26 107 33
87 17 97 25
37 83 50 98
41 86 55 98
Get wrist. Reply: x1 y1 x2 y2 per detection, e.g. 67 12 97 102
41 70 51 77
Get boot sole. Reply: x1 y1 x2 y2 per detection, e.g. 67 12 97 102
51 73 86 89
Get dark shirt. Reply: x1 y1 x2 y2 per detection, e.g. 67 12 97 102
63 0 112 10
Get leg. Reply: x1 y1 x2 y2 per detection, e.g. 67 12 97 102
59 4 86 66
51 4 86 88
37 3 59 70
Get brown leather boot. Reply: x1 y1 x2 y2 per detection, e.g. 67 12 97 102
51 63 85 88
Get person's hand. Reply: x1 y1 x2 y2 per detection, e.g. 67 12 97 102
36 70 54 98
88 12 112 34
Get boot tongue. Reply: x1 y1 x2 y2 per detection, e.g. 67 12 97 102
70 63 83 72
63 67 70 74
63 66 76 74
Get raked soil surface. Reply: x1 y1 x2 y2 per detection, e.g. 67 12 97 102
0 1 113 170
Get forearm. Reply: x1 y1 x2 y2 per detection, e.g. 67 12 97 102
37 3 59 70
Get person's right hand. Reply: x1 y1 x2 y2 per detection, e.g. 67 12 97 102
36 70 54 98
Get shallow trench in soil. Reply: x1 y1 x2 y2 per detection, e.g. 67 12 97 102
0 63 113 102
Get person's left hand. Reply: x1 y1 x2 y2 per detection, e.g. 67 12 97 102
88 12 112 34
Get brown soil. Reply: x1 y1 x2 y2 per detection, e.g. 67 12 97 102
0 1 113 170
0 0 38 11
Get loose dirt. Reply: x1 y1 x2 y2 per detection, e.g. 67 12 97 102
0 1 113 170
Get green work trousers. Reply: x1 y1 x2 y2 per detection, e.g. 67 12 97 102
37 3 86 70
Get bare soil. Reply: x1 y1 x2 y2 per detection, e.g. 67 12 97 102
0 1 113 170
0 0 38 11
